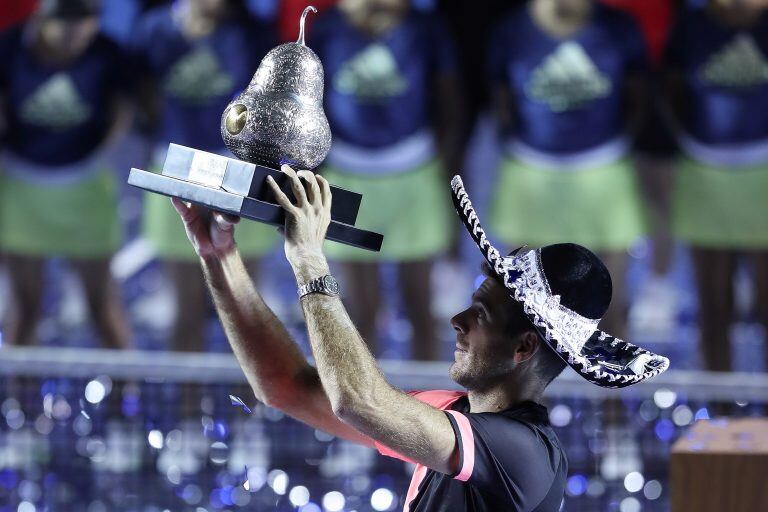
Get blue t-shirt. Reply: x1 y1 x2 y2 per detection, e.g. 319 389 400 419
666 9 768 145
488 5 646 155
132 7 273 152
309 8 457 149
0 26 131 166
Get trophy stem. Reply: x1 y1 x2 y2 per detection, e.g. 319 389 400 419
296 5 317 46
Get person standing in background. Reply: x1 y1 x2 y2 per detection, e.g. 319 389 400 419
487 0 649 339
602 0 680 334
665 0 768 372
0 0 131 349
309 0 464 360
132 0 277 352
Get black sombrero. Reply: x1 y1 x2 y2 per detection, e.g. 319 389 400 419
451 176 669 388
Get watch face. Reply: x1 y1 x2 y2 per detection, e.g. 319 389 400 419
323 275 340 294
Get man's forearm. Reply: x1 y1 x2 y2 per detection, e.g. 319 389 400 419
201 250 314 407
293 256 395 426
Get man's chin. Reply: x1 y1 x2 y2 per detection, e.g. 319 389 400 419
448 362 473 389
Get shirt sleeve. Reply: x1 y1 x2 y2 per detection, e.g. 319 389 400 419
374 390 466 462
444 411 564 509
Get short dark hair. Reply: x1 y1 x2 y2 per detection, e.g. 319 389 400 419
480 263 566 385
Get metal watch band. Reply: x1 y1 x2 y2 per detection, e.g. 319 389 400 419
298 275 340 299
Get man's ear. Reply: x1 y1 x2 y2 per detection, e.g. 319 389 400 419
513 331 541 363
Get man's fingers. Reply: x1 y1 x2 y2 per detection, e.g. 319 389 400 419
213 211 239 231
298 170 321 206
267 175 297 212
280 164 307 207
316 175 332 210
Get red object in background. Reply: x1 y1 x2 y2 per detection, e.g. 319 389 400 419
0 0 38 30
277 0 338 42
600 0 673 66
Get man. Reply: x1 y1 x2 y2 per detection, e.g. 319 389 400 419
171 168 669 511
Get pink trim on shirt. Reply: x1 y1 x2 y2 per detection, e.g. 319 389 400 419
403 463 429 512
371 390 468 512
374 390 466 462
445 410 475 482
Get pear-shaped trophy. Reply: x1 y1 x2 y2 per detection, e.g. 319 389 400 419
128 7 382 251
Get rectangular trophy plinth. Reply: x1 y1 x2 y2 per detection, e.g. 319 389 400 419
129 144 383 251
671 418 768 512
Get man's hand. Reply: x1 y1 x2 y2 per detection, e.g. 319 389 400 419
267 165 332 273
171 198 239 260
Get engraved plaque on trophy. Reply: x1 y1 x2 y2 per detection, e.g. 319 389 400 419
128 7 383 251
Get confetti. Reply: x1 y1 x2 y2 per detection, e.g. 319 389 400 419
229 395 252 414
80 410 90 420
243 465 250 490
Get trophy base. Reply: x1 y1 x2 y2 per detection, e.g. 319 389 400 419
128 145 383 252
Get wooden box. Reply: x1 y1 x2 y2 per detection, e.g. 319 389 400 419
670 418 768 512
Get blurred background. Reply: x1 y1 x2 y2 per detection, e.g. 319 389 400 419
1 0 768 511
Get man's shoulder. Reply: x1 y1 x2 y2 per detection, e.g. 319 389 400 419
472 403 563 456
408 390 467 410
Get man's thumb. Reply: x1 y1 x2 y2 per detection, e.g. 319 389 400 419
213 211 239 231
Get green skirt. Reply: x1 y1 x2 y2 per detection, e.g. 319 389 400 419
672 157 768 248
0 169 122 258
142 175 278 262
489 157 647 251
321 160 453 262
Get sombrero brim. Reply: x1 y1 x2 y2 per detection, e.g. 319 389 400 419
450 175 669 388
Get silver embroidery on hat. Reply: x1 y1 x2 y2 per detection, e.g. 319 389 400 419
506 249 600 354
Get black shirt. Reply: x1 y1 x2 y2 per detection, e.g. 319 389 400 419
376 391 567 512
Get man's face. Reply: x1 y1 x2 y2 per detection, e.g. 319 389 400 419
449 277 521 390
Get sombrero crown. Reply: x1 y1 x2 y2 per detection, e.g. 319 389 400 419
451 176 669 388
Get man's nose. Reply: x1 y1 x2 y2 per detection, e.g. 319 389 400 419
451 309 469 334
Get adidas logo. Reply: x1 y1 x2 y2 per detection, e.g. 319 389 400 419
525 42 612 112
700 33 768 87
333 43 408 101
163 47 235 102
19 73 91 129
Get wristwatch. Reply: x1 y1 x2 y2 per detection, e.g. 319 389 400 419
298 274 341 299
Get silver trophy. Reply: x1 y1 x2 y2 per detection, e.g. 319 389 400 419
222 6 331 169
129 7 383 251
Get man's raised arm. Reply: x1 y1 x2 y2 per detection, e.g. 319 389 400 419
171 198 371 446
267 168 461 476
